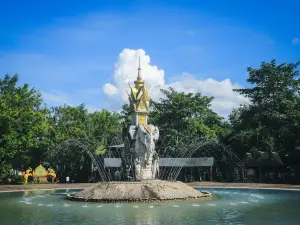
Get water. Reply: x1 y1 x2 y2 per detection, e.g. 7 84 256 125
1 187 300 225
158 140 242 181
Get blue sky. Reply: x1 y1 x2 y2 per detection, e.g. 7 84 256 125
0 0 299 115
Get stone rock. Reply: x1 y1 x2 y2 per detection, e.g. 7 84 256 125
70 180 211 203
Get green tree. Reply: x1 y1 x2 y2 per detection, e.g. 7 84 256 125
229 60 300 158
149 88 229 156
48 104 89 142
45 105 122 181
120 104 131 127
0 74 49 180
44 104 90 181
87 109 122 154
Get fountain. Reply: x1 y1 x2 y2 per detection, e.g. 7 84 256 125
70 59 211 203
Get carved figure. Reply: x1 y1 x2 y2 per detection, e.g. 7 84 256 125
23 167 33 184
129 125 159 180
47 168 56 183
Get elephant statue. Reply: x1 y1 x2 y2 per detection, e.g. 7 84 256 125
23 168 33 184
47 168 56 183
129 124 159 180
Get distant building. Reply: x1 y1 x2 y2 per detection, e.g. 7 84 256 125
242 151 286 183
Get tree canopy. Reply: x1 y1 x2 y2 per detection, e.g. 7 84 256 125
150 87 229 147
229 60 300 158
0 74 49 180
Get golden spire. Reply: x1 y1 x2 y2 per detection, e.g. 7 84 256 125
137 57 142 80
134 56 144 89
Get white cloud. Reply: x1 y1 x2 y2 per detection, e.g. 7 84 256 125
103 49 248 117
85 105 102 113
168 75 248 117
103 83 118 96
103 48 165 102
292 37 299 45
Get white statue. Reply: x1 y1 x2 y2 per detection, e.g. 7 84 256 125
129 125 159 180
126 59 160 180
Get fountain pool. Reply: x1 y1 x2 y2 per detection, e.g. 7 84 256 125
1 187 300 225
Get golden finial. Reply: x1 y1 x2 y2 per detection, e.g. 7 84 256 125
135 56 144 88
137 56 142 80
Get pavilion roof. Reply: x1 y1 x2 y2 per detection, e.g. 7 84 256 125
242 151 284 167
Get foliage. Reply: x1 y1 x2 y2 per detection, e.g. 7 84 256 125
120 104 131 128
0 164 13 183
229 60 300 159
9 174 24 185
44 106 122 181
45 139 92 182
0 74 49 174
150 87 230 155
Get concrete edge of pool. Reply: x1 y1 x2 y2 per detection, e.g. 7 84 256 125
1 182 300 193
192 186 300 191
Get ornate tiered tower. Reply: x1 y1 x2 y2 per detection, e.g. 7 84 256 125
128 58 151 127
127 58 159 180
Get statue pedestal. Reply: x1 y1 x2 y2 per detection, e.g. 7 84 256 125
71 180 212 203
140 168 154 180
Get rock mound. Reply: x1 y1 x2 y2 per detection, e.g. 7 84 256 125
70 180 211 203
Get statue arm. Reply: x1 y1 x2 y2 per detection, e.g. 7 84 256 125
152 126 159 142
129 125 137 140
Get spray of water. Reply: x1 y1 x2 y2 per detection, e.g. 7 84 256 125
49 129 245 185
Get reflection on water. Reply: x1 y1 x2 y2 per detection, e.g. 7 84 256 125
0 188 300 225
